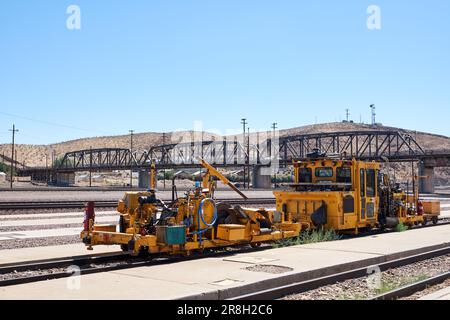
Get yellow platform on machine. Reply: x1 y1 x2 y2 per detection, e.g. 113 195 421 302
93 224 117 232
216 224 246 241
423 200 441 214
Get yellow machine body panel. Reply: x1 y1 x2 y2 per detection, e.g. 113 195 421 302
275 158 380 233
217 224 246 241
81 158 301 255
422 200 441 215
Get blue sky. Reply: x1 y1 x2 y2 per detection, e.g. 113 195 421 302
0 0 449 145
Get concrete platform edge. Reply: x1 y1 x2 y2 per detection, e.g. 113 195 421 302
178 242 450 300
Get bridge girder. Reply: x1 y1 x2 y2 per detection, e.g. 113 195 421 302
16 130 450 176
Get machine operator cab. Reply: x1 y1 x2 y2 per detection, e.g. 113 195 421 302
273 150 380 234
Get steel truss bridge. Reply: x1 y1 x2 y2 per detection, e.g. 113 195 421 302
18 130 450 176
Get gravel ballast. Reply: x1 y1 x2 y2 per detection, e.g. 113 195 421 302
0 235 80 250
0 221 117 232
282 254 450 300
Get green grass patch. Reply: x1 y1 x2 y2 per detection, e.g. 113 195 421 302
375 274 428 295
273 228 342 248
395 222 409 232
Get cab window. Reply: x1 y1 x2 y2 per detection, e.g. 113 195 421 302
336 167 351 183
298 168 312 183
315 167 333 178
360 169 365 197
366 169 376 197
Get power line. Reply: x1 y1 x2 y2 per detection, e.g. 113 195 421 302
0 111 109 135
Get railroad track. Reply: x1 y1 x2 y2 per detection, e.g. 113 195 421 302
1 222 449 290
370 271 450 300
0 245 273 287
0 198 276 210
229 245 450 300
0 200 118 210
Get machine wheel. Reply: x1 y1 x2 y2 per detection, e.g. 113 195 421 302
119 215 129 252
250 242 262 248
432 216 439 225
422 218 428 226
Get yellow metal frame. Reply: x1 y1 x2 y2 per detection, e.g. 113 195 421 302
81 158 300 255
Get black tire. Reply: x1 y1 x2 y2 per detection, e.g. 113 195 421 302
422 218 428 226
119 215 129 252
432 216 439 225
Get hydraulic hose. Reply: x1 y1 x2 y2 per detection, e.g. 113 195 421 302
195 198 218 246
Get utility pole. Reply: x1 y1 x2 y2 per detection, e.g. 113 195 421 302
45 154 48 184
14 150 18 176
271 123 278 188
247 127 250 190
8 124 18 189
241 118 247 189
89 146 92 187
345 108 350 122
162 132 166 190
370 104 376 125
129 130 134 188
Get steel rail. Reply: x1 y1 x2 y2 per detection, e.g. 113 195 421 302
0 222 448 289
0 198 277 210
0 245 273 287
370 271 450 300
229 245 450 300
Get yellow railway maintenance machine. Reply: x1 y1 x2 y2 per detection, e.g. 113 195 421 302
274 150 425 234
81 158 301 255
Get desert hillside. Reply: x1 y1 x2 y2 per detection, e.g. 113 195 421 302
0 131 220 168
0 122 449 169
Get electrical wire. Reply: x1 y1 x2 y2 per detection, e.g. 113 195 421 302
0 111 109 135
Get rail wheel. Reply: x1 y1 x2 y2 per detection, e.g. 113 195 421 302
422 218 428 226
432 216 439 225
119 215 129 252
250 242 262 248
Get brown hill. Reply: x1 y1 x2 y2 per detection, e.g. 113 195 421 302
0 122 449 171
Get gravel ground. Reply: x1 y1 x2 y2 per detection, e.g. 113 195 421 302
0 190 275 202
0 207 115 215
0 267 69 281
282 254 450 300
0 212 118 221
0 221 117 232
401 278 450 300
245 264 293 274
0 235 80 250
